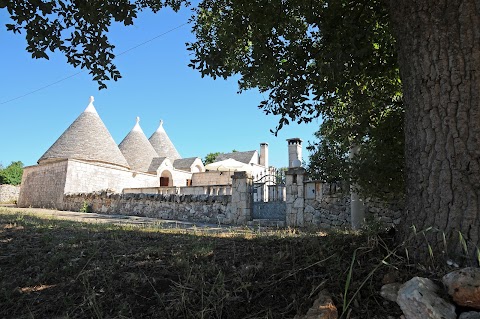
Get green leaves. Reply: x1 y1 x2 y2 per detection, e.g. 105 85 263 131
1 0 190 89
188 0 399 126
188 0 404 199
203 152 222 165
307 99 405 200
0 161 24 186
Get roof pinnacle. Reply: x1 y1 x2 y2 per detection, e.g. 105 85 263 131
132 116 141 132
84 96 98 114
156 120 164 132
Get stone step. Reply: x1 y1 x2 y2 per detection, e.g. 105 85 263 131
248 219 286 228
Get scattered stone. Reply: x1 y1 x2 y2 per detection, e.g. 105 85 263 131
459 312 480 319
446 259 460 268
380 283 402 302
443 267 480 309
396 277 456 319
294 290 338 319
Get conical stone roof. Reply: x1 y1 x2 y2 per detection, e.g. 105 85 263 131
149 120 181 160
38 96 130 169
119 117 159 172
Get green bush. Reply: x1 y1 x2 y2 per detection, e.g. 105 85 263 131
0 161 24 185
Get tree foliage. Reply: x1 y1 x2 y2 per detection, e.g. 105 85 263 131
307 102 404 200
203 152 221 165
0 161 24 186
0 0 188 88
188 0 404 198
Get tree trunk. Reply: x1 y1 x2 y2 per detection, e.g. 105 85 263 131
389 0 480 261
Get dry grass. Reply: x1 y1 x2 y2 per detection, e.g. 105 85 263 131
0 209 443 319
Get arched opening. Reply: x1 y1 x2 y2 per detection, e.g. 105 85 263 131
160 170 173 187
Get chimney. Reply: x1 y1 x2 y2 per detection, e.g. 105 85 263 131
287 138 303 168
260 142 269 167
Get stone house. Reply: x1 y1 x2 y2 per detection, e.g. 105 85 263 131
18 96 271 209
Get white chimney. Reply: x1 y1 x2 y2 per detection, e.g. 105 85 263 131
260 142 269 167
287 138 303 168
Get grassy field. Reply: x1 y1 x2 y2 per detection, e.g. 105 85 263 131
0 208 436 319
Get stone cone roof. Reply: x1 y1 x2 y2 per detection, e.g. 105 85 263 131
38 97 130 168
119 117 159 172
149 120 181 160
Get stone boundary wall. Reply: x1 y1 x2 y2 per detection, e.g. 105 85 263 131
63 192 235 225
0 184 21 203
303 182 403 229
286 168 403 229
62 171 254 226
303 189 403 229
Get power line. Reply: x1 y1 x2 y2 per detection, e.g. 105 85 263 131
1 21 190 105
117 22 188 57
1 71 85 105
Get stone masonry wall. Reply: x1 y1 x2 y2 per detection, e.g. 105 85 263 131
230 171 253 224
0 184 21 203
192 171 232 186
61 171 254 226
285 167 306 227
63 192 235 225
286 168 403 229
64 159 159 194
18 160 69 209
18 159 160 209
303 181 403 229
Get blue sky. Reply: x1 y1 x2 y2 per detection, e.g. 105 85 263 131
0 5 320 169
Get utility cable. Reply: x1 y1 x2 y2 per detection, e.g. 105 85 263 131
1 21 189 105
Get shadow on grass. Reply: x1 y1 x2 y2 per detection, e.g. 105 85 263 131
0 211 406 319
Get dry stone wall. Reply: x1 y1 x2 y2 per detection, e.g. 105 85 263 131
62 171 255 226
0 185 21 203
302 181 403 229
63 192 234 225
286 168 403 229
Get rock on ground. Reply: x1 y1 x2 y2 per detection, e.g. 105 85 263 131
381 283 402 302
396 277 456 319
294 290 338 319
443 267 480 310
459 312 480 319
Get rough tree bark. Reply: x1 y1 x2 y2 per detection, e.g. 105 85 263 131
389 0 480 259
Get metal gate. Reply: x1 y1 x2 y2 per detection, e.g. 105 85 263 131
251 168 286 221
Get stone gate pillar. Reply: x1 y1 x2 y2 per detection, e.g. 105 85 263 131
231 171 253 225
286 167 306 227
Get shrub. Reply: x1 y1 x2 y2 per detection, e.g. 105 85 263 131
0 161 24 185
